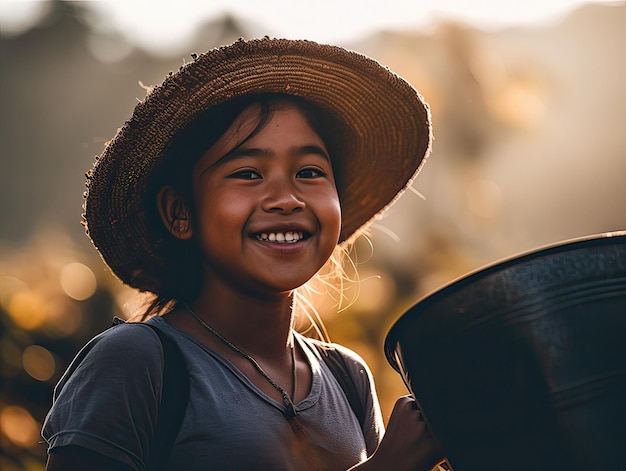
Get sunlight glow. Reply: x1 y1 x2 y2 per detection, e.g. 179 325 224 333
0 0 50 36
0 0 615 55
467 179 504 220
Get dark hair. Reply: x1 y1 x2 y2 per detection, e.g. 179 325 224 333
139 93 340 319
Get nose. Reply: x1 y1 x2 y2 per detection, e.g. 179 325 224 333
261 181 306 214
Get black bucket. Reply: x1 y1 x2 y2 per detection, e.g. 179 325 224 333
385 232 626 470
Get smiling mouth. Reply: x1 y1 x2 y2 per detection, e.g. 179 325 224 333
255 231 306 243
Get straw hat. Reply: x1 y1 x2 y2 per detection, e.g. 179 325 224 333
84 37 432 294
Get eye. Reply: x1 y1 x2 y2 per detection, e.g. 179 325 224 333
297 167 325 179
228 169 261 180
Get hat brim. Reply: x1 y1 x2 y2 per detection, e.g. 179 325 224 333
84 37 432 293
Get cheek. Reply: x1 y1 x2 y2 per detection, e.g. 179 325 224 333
193 195 243 245
324 194 342 242
195 181 247 221
333 200 342 234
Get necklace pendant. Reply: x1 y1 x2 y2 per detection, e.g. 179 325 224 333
284 400 305 436
284 402 298 421
288 414 305 435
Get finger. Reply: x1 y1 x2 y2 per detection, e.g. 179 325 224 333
404 396 425 417
390 396 430 430
391 395 413 413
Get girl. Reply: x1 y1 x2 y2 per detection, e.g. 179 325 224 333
42 37 443 470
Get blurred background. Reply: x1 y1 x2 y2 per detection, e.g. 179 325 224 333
1 0 624 468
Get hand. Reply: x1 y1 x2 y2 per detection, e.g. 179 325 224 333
356 395 445 471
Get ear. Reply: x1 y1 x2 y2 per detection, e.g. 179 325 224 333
157 186 193 240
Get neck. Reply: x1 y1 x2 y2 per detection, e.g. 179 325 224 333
187 287 295 359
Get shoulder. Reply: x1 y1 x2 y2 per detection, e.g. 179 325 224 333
44 322 166 469
54 321 165 393
48 321 167 420
298 335 372 380
299 334 366 362
78 321 163 361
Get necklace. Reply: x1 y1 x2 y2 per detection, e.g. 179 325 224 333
184 303 299 423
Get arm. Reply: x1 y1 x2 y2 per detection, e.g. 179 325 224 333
350 396 445 471
46 446 135 471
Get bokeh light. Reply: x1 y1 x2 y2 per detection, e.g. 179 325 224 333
60 262 97 301
22 345 57 382
6 289 48 330
487 77 547 129
0 405 41 448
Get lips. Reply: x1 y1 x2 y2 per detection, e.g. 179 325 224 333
255 231 306 243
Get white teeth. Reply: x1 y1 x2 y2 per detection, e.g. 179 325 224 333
256 232 304 243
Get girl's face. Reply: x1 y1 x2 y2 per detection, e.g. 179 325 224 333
189 101 341 298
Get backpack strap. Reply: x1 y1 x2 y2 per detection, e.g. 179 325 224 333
112 318 190 471
143 323 190 471
315 344 366 430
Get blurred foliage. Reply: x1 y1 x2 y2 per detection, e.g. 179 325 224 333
0 228 121 469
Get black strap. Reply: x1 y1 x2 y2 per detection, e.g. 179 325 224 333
144 324 190 471
112 319 189 471
316 345 366 429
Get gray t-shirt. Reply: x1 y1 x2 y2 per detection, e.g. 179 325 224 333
42 316 384 470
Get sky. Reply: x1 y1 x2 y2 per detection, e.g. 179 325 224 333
0 0 617 53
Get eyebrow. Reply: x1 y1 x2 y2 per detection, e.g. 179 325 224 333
198 144 331 178
223 144 330 163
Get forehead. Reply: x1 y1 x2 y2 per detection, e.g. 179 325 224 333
231 99 316 134
194 100 326 170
